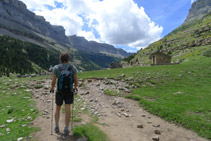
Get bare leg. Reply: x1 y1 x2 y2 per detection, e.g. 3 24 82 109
55 105 61 126
65 104 71 127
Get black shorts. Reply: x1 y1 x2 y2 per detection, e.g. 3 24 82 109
55 91 74 106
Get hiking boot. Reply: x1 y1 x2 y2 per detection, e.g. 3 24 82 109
64 128 70 136
54 126 60 133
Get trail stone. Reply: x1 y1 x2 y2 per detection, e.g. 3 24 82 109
116 112 121 117
154 129 161 135
123 112 129 117
137 125 144 128
152 124 160 128
152 135 160 141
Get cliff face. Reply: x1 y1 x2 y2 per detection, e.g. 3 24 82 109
185 0 211 22
0 0 69 44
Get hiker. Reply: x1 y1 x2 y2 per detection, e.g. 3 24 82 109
50 52 78 135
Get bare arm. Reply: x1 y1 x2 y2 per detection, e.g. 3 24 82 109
73 74 78 90
50 74 57 92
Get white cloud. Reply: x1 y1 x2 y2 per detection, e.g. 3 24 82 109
19 0 163 51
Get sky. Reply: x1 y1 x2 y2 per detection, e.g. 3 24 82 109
19 0 195 53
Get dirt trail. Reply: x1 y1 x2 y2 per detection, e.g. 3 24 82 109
30 79 207 141
29 80 88 141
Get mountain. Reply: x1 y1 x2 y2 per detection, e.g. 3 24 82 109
185 0 211 22
122 0 211 67
68 35 131 58
0 0 130 72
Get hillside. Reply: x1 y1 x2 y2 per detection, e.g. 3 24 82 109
122 0 211 67
0 36 60 76
0 0 130 72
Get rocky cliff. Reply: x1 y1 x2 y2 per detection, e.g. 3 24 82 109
0 0 69 45
185 0 211 22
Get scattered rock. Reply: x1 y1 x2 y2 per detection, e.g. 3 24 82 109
6 119 14 123
152 135 160 141
81 108 85 111
173 91 184 95
137 125 144 128
25 89 31 92
0 124 6 128
96 83 100 86
154 130 161 135
122 112 130 117
17 137 24 141
152 124 160 128
6 128 10 132
178 74 183 77
94 98 98 102
121 74 126 77
116 112 121 117
88 79 92 82
112 99 121 105
27 116 32 120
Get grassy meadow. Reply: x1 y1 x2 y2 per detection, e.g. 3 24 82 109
0 76 43 140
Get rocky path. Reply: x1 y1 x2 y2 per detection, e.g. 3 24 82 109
29 78 207 141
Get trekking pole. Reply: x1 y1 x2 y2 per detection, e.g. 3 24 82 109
50 90 54 135
71 88 78 131
71 102 74 131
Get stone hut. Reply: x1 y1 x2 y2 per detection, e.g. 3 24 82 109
150 52 171 65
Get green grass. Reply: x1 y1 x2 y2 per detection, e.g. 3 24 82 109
0 76 39 140
73 123 109 141
104 89 122 97
78 53 211 139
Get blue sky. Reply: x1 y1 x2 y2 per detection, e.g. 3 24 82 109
136 0 191 36
20 0 194 53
